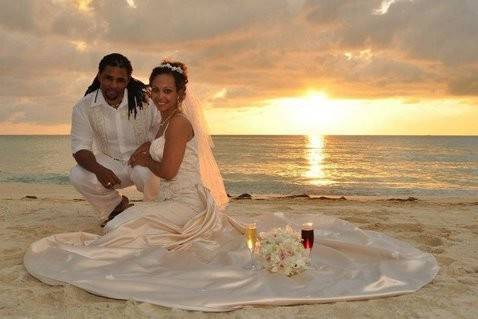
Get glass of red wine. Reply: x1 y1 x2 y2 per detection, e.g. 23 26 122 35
301 223 314 257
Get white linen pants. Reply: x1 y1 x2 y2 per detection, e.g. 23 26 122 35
69 153 159 219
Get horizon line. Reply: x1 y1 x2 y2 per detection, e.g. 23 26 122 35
1 134 477 137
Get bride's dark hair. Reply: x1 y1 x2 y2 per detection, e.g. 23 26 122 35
149 61 188 92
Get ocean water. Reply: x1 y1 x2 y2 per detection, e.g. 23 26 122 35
0 135 477 198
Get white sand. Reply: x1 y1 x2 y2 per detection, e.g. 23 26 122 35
1 183 477 318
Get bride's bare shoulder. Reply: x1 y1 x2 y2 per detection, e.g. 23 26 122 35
165 114 193 139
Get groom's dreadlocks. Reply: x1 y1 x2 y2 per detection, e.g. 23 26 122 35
84 53 147 119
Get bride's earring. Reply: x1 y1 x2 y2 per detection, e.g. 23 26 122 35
177 97 183 111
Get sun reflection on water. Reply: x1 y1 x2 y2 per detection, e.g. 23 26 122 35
305 134 330 185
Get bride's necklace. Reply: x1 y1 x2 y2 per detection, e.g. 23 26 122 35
158 109 180 136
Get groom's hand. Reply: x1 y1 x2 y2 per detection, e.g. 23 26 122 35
73 150 121 189
95 166 121 189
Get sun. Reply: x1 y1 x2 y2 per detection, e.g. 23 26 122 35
271 90 350 135
206 89 363 135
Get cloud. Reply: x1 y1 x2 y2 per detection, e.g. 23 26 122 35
0 95 71 125
0 0 35 32
0 0 477 131
448 75 478 96
304 0 478 65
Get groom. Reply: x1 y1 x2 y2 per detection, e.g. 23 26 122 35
69 53 159 223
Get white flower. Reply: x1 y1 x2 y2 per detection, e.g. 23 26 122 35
258 225 310 276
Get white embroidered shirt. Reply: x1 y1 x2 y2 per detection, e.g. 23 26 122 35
71 89 159 161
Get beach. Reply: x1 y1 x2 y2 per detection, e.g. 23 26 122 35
1 183 477 318
3 0 478 316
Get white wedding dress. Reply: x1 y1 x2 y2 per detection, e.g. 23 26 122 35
24 133 439 312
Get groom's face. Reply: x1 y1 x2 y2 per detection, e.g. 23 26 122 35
97 66 129 104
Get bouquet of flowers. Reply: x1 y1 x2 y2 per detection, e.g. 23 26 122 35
258 225 310 276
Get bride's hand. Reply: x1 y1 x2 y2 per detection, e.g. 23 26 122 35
129 142 151 166
129 151 150 167
130 152 152 167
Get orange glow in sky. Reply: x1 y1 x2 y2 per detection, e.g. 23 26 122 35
205 91 478 136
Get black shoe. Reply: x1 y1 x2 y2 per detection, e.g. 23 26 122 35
101 196 133 227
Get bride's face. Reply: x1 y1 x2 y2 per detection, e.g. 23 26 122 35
150 73 180 113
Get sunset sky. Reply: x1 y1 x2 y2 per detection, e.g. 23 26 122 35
1 0 477 135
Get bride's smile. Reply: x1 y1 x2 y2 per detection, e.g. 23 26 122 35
150 73 184 116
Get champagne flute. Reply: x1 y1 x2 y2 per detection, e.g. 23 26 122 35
244 223 259 270
301 223 314 257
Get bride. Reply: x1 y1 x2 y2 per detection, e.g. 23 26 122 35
94 61 231 250
24 61 438 312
